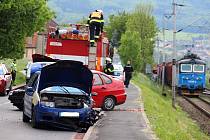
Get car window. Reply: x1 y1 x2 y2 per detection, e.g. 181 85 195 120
101 74 112 84
2 65 8 73
93 74 103 86
0 67 4 75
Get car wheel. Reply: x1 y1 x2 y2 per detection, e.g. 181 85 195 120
31 108 39 128
102 96 115 111
22 110 30 123
7 84 12 95
3 87 7 96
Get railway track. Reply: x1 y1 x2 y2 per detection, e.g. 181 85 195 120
183 96 210 118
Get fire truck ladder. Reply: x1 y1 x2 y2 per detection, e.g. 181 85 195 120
88 43 97 70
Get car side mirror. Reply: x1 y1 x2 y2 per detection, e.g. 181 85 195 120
91 92 98 96
26 87 34 93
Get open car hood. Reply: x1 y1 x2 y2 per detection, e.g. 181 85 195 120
38 60 93 94
32 54 56 62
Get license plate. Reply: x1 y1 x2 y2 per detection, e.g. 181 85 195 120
59 112 79 118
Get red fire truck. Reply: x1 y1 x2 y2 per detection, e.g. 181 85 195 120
45 24 110 71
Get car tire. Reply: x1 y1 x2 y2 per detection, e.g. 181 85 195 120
3 87 7 96
7 84 12 95
31 108 39 128
102 96 115 111
22 111 30 123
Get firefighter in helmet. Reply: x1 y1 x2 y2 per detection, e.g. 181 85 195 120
104 58 114 75
87 10 104 47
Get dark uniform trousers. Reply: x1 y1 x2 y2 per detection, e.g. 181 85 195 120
124 73 132 87
89 21 101 43
124 65 133 87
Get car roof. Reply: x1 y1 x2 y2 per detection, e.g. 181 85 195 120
91 70 113 78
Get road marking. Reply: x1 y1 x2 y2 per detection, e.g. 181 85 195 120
113 108 143 112
72 133 85 140
0 102 10 106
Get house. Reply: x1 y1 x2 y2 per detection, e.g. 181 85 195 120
24 20 58 60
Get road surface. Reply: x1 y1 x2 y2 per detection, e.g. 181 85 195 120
0 96 77 140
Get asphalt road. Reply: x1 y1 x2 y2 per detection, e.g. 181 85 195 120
0 96 77 140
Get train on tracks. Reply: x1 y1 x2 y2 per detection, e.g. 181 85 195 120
156 53 206 96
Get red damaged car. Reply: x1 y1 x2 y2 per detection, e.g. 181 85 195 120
92 70 126 111
0 64 12 96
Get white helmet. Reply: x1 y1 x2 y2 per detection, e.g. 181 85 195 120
106 57 112 62
97 10 103 13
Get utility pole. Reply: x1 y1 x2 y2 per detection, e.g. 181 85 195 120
162 13 172 96
172 0 177 109
172 0 184 108
157 35 160 65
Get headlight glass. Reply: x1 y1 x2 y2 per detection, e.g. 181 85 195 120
41 101 55 108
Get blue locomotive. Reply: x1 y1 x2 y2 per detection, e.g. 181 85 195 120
177 53 206 95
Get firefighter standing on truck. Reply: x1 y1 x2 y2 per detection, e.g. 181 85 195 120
87 10 104 47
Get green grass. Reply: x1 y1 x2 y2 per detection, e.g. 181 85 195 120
133 73 210 140
206 72 210 89
14 71 26 85
0 58 28 85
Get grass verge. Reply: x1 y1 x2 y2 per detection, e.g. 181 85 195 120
206 72 210 89
133 73 210 140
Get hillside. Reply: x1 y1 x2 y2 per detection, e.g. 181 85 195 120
48 0 210 33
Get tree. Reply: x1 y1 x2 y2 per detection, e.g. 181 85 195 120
120 4 157 72
105 11 129 48
119 31 142 70
0 0 54 59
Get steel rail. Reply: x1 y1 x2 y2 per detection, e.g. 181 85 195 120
183 96 210 118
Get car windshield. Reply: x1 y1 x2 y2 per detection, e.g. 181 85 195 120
193 64 205 73
180 64 192 73
0 67 4 75
40 86 87 95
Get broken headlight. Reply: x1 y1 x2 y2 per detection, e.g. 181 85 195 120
41 96 55 108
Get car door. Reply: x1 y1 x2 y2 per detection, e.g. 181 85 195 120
100 74 113 95
92 73 106 108
24 73 39 118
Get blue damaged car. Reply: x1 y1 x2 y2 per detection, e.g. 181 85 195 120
22 60 96 130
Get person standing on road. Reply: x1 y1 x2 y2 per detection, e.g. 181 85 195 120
87 10 104 47
124 60 133 88
104 58 114 75
11 59 17 84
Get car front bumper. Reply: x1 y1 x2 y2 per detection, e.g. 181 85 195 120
34 104 95 129
115 93 127 105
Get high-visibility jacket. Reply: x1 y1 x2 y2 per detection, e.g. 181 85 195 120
87 11 104 32
11 62 17 72
104 63 114 75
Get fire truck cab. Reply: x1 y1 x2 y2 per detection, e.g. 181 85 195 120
45 24 110 71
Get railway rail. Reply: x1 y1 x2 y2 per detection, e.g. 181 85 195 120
183 96 210 118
